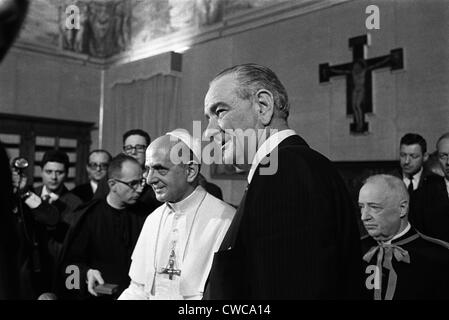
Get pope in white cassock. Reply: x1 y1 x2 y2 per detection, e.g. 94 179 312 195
119 130 236 300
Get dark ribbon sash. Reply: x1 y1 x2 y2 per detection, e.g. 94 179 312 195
363 233 420 300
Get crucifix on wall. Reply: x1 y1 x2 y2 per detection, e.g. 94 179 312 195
319 34 404 134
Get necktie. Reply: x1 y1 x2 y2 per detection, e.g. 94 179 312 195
42 194 51 203
407 177 414 194
363 233 419 300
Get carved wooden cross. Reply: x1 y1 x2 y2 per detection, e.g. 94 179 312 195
319 35 403 134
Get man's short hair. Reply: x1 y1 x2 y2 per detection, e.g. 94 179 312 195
364 174 409 203
122 129 151 146
107 154 139 180
41 150 69 172
212 63 290 118
88 149 112 161
400 133 427 154
436 132 449 149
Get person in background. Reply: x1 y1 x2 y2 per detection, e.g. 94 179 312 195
94 129 160 213
398 133 432 197
71 149 112 203
58 154 149 299
15 150 81 298
409 133 449 242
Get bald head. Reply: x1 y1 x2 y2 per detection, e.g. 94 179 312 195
359 174 409 241
365 174 409 204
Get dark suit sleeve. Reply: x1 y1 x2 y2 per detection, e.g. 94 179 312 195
409 176 449 242
242 147 362 299
31 202 60 227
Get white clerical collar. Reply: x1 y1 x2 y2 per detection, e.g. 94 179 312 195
166 185 206 213
383 223 411 244
90 180 98 193
247 129 297 184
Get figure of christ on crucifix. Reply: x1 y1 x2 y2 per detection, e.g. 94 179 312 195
329 57 391 133
319 35 404 134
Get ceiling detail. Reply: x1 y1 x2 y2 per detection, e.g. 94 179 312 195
17 0 288 59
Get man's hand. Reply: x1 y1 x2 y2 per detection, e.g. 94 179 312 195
11 170 27 192
86 269 104 296
24 191 42 209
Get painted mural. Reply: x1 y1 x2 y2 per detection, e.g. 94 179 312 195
18 0 288 58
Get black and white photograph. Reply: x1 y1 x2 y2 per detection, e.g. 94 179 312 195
1 0 449 307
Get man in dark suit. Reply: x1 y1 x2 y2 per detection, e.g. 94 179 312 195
15 150 82 297
398 133 432 195
71 149 111 203
202 63 364 299
409 133 449 242
25 150 83 227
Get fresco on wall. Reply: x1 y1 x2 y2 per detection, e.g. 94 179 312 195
18 0 288 58
20 0 60 47
131 0 288 49
59 0 132 58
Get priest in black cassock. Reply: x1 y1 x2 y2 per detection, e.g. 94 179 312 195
57 154 149 299
359 174 449 300
202 64 364 299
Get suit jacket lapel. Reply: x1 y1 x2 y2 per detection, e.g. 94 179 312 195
218 135 309 252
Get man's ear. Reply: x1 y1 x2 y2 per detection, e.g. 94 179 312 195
399 199 409 218
186 162 200 183
255 89 275 126
423 152 429 162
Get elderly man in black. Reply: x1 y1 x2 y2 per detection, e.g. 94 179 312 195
359 174 449 300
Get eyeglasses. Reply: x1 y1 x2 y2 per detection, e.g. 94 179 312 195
114 178 146 191
88 162 109 170
123 144 147 154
